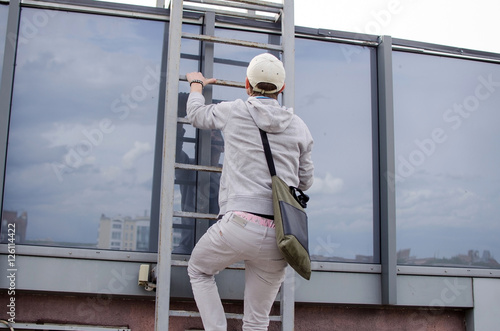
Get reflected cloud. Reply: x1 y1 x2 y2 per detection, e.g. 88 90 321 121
2 9 163 247
308 172 344 195
122 141 152 169
394 51 500 263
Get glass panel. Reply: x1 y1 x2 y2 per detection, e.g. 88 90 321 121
1 8 164 251
295 39 376 263
212 29 281 103
0 4 8 87
181 24 201 76
214 29 273 84
174 168 221 216
172 217 215 255
173 165 220 255
393 51 500 268
172 217 195 255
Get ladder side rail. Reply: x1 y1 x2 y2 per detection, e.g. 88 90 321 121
154 0 184 330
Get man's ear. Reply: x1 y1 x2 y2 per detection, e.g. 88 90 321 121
245 78 252 96
278 83 285 94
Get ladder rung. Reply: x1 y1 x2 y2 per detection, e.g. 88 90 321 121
234 0 283 9
177 117 190 124
182 32 283 51
170 310 282 321
184 4 279 22
180 74 245 88
172 259 246 269
173 210 219 220
192 0 284 10
174 162 222 173
185 0 282 14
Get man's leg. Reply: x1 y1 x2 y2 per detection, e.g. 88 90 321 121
187 217 242 331
242 232 287 331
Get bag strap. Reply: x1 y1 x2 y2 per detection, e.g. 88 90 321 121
259 129 276 177
259 128 310 208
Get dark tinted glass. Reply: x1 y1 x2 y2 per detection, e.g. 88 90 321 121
295 38 377 263
393 51 500 268
1 8 164 251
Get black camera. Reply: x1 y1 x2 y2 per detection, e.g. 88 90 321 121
290 186 310 209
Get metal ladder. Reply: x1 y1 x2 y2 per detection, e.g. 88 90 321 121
154 0 296 330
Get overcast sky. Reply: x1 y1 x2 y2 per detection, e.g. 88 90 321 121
295 0 500 54
101 0 500 54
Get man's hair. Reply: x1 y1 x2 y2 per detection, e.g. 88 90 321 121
250 82 280 98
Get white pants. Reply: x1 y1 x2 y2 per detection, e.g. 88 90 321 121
187 212 287 331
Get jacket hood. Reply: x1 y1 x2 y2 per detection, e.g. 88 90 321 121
247 97 294 133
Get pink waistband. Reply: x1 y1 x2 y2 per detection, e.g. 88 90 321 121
233 211 275 228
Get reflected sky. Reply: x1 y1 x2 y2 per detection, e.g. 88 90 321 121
295 38 376 262
2 8 164 246
394 51 500 264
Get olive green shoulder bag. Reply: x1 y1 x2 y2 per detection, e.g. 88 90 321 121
259 129 311 280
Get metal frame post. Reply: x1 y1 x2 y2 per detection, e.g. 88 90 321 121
0 0 21 216
154 0 183 329
371 48 381 265
148 22 170 253
281 0 295 110
280 1 296 329
377 35 397 305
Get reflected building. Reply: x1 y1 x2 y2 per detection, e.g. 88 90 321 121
97 212 150 251
397 248 499 268
1 210 28 243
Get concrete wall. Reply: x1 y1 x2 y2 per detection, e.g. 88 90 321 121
1 292 466 331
